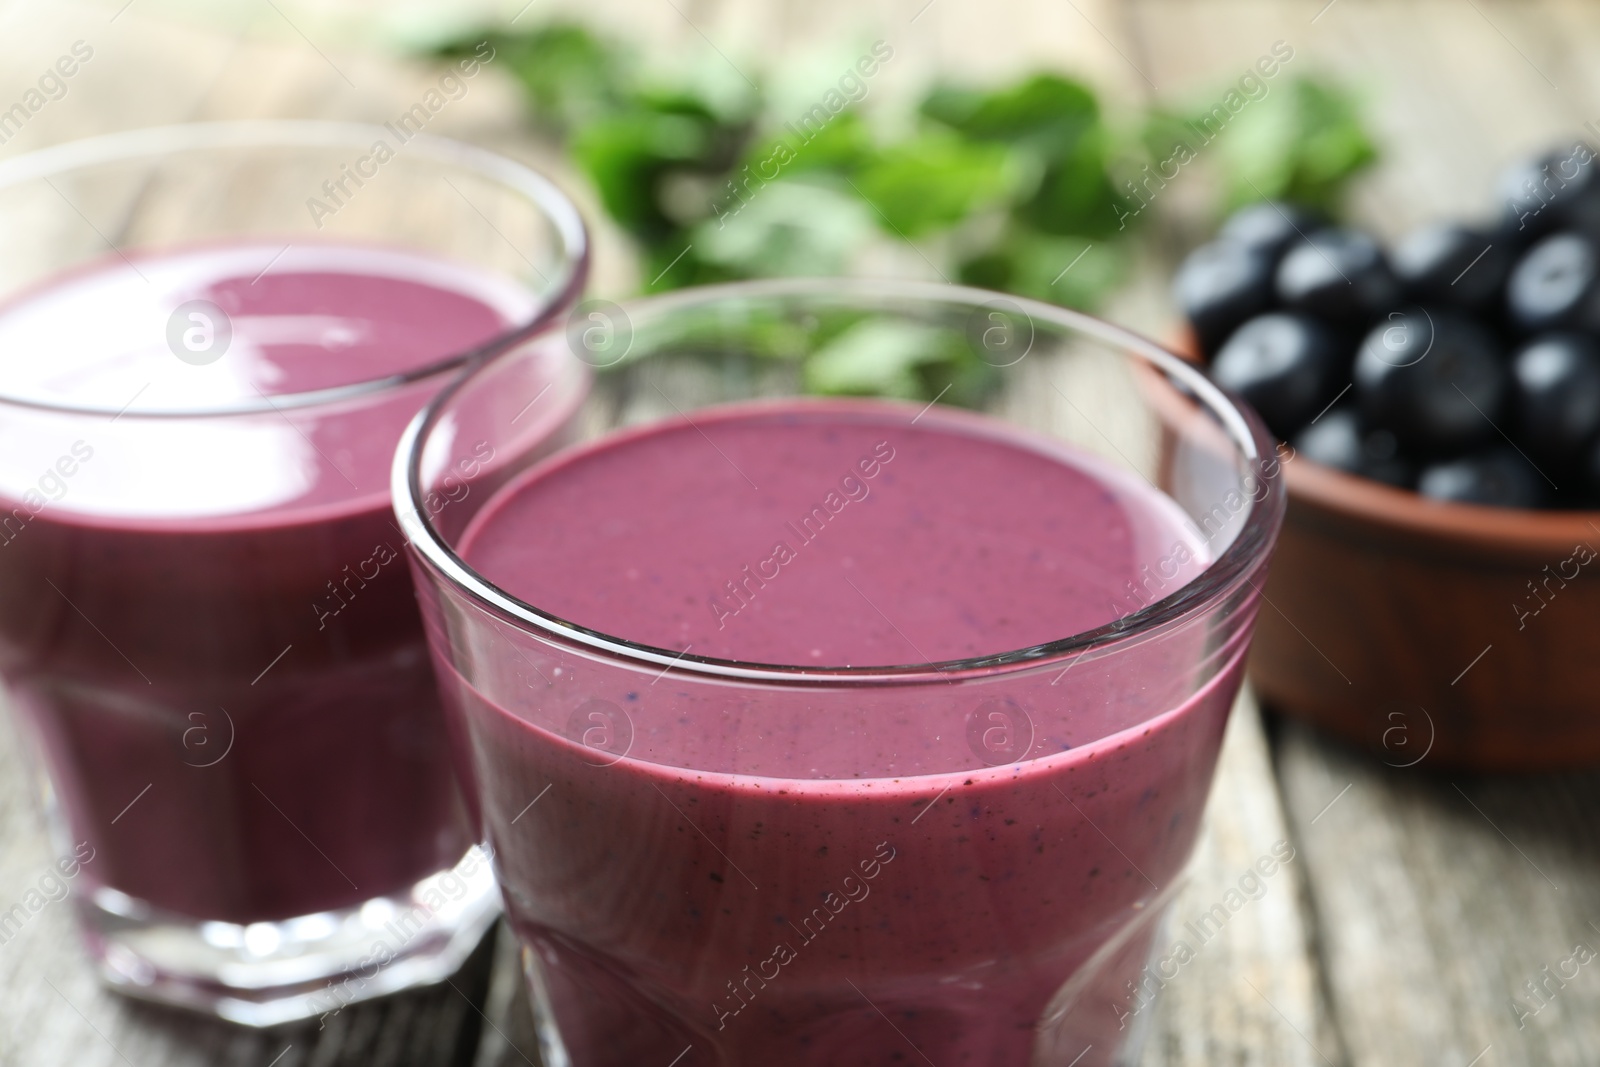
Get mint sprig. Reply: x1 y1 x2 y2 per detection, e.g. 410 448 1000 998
436 25 1378 402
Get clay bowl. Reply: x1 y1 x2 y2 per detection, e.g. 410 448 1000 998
1171 330 1600 770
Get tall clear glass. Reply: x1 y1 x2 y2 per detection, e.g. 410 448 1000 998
395 279 1283 1066
0 122 588 1025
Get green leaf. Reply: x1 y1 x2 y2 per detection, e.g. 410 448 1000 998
618 304 821 366
802 318 999 405
851 132 1014 237
427 26 1385 411
692 179 875 281
437 25 629 135
571 111 716 239
920 76 1131 239
1140 107 1201 168
1014 130 1134 239
922 74 1101 149
637 237 729 291
804 320 954 397
958 231 1126 310
1211 75 1377 214
748 110 877 176
923 73 1132 237
633 82 756 131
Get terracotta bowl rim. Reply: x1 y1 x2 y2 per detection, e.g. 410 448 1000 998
1282 457 1600 552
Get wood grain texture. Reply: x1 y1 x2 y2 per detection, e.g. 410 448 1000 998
1277 720 1600 1067
1136 693 1336 1067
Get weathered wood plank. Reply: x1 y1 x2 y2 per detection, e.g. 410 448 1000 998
1126 0 1600 238
1278 721 1600 1066
1136 692 1336 1067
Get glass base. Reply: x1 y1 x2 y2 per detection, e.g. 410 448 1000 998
79 849 501 1027
521 942 574 1067
1037 877 1185 1067
512 879 1186 1067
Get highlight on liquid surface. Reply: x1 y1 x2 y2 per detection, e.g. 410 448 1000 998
0 241 534 520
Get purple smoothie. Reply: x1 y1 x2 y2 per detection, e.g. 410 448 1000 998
0 242 568 924
437 400 1253 1065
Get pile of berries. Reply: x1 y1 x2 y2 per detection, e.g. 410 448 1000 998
1174 144 1600 509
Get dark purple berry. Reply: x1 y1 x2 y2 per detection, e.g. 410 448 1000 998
1581 437 1600 502
1210 313 1345 440
1510 333 1600 465
1219 201 1322 262
1276 228 1401 324
1419 449 1545 509
1172 240 1276 357
1291 406 1415 488
1354 309 1507 454
1498 144 1600 241
1506 232 1600 334
1392 223 1509 311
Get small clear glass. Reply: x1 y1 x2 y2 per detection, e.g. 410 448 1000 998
0 121 588 1025
395 279 1284 1066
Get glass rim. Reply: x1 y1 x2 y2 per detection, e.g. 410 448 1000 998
0 119 589 420
394 276 1284 685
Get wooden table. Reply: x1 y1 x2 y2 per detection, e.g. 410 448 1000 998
3 1 1599 1064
